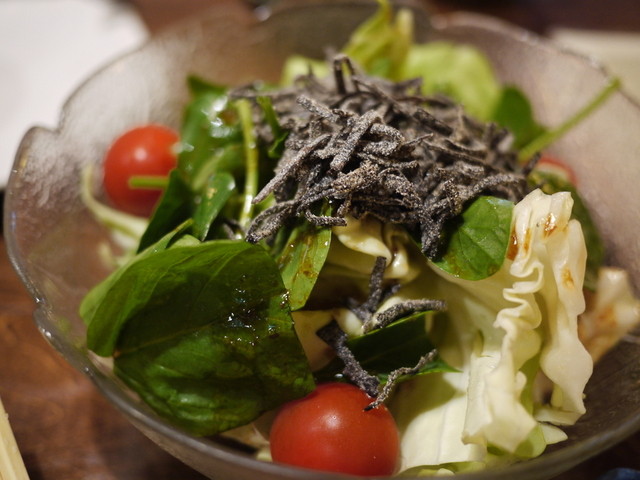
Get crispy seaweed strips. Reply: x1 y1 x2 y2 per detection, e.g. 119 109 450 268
230 55 534 405
235 55 533 258
315 256 447 408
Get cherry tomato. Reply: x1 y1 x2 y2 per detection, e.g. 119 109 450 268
269 383 400 476
535 155 577 185
102 124 179 217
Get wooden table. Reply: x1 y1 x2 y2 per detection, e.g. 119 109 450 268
1 1 639 479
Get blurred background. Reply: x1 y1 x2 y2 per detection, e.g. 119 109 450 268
0 1 638 479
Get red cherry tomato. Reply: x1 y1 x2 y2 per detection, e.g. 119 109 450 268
269 383 400 476
535 155 577 185
103 124 179 217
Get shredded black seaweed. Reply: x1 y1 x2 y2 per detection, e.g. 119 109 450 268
235 55 531 257
316 321 380 397
370 299 447 332
231 55 531 404
364 348 438 411
348 256 399 325
315 255 447 405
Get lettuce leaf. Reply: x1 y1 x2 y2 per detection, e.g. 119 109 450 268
325 190 593 471
579 266 640 362
528 168 604 290
400 41 503 121
327 215 423 282
341 0 413 79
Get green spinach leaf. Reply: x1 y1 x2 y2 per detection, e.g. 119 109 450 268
138 78 244 250
432 196 514 280
84 239 314 435
318 313 453 384
80 220 192 327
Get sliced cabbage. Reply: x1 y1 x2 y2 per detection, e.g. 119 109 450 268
291 308 364 371
325 215 423 282
313 189 597 471
249 187 636 469
579 267 640 362
393 189 593 470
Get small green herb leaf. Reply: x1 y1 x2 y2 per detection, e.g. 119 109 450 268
138 78 245 249
192 171 235 241
432 196 514 280
179 77 243 182
276 220 332 311
256 96 289 160
138 170 192 251
318 313 453 384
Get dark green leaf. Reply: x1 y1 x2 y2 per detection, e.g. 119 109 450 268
81 220 193 326
432 196 514 280
317 313 453 383
138 169 192 251
84 239 314 435
192 172 235 241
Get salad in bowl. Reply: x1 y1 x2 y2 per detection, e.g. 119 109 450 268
6 0 640 478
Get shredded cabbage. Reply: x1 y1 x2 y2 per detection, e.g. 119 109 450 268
318 189 597 471
325 215 423 282
80 164 148 266
579 267 640 362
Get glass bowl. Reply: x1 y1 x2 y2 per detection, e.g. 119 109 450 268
5 1 640 479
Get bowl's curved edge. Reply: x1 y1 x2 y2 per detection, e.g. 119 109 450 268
4 126 51 299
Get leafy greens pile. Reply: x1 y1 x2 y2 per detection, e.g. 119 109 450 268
80 0 624 473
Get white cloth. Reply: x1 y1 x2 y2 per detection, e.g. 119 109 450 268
0 0 148 187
